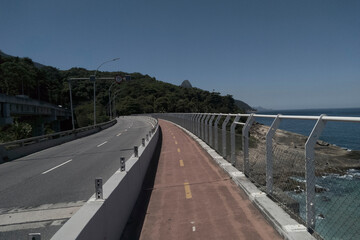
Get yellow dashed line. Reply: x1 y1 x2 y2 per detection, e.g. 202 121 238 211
175 141 178 145
177 148 181 153
184 182 192 199
179 159 184 167
173 136 176 139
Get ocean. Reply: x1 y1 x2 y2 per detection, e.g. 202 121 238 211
256 108 360 239
256 108 360 150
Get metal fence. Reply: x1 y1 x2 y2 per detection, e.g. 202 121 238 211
155 112 360 240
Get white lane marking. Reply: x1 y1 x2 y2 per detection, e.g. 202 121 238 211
42 159 72 174
116 133 122 136
192 226 196 232
97 141 108 147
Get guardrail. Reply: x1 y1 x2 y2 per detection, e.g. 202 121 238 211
0 119 117 163
155 112 360 240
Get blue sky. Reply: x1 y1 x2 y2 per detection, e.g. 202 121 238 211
1 0 359 110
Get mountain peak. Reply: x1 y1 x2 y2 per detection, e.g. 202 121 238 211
180 80 192 88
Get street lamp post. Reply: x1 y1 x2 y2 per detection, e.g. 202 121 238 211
111 88 122 118
68 80 75 130
108 82 116 119
91 58 120 126
113 93 118 118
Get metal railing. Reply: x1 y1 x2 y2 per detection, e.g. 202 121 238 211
0 119 117 151
155 112 360 240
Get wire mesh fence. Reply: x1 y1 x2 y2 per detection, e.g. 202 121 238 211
271 144 305 224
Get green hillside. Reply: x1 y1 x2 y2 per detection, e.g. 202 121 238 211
0 53 251 129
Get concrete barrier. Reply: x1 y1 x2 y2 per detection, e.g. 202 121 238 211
0 119 117 163
51 123 160 240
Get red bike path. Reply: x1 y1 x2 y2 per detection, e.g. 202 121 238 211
139 120 282 240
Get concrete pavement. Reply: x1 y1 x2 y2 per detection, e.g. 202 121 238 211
139 120 282 240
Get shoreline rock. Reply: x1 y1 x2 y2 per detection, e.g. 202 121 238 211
246 123 360 192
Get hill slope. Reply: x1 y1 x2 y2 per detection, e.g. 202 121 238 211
0 54 252 127
234 99 254 112
0 50 46 68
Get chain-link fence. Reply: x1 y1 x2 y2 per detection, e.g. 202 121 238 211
156 113 360 240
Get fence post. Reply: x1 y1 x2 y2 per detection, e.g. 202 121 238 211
201 114 207 140
230 114 241 166
208 114 216 147
192 114 197 133
120 157 126 172
222 115 231 159
214 115 222 152
189 114 193 131
266 115 281 195
204 114 211 144
182 114 186 129
134 146 138 157
192 114 197 134
95 178 103 200
28 233 41 240
184 113 191 131
305 114 327 231
242 114 255 177
197 114 202 137
182 114 186 128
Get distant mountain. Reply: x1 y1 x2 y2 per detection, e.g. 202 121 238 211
0 50 11 58
234 99 254 112
180 80 192 88
254 106 272 112
0 50 46 69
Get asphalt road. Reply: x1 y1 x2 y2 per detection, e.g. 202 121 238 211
0 116 154 240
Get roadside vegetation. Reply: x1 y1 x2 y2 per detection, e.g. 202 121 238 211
0 53 250 140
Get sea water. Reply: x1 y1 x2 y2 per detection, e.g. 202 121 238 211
256 108 360 150
287 169 360 239
256 108 360 239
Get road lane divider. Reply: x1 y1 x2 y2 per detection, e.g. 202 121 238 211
179 160 184 167
148 121 155 128
97 141 108 147
175 141 178 145
116 133 122 137
42 159 72 175
184 182 192 199
177 148 181 153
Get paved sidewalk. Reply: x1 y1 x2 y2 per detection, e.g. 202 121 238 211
139 120 282 240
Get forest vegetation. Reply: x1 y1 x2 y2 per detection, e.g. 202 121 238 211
0 52 251 140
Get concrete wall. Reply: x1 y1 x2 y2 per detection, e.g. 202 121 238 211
51 124 160 240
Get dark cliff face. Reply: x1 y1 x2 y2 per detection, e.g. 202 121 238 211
180 80 192 88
